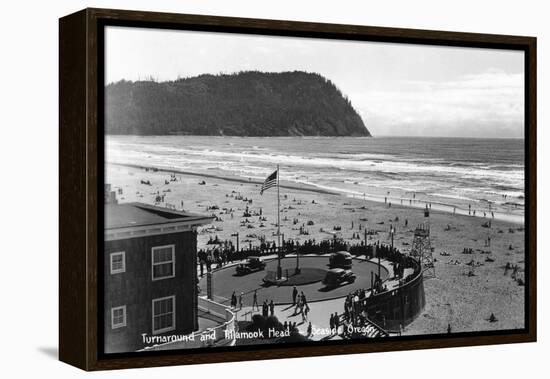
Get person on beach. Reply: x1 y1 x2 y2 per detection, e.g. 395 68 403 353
292 286 298 305
512 265 519 280
307 322 312 337
329 314 335 332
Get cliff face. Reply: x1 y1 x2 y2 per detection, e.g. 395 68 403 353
105 71 370 137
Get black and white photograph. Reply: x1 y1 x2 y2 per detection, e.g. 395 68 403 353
102 25 526 354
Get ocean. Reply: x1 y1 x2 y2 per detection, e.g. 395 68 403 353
106 136 525 224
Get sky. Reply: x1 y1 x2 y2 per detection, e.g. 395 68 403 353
105 26 525 138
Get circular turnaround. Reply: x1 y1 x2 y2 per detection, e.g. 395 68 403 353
263 267 327 286
199 256 389 307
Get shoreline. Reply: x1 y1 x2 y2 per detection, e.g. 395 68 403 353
108 161 523 226
108 162 339 196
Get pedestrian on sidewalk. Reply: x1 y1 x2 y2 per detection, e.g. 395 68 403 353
302 304 309 322
294 293 302 314
252 290 259 311
231 291 236 308
269 300 275 316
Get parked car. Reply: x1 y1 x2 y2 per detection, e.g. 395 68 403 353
322 268 356 288
235 256 266 275
329 251 353 269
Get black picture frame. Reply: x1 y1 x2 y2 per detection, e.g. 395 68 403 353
59 8 537 371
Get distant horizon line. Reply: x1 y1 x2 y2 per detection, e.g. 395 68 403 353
105 134 525 140
372 135 525 139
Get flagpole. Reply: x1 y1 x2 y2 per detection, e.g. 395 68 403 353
276 164 282 279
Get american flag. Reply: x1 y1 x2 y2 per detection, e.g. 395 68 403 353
260 169 278 195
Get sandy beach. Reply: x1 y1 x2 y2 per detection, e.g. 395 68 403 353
107 162 525 335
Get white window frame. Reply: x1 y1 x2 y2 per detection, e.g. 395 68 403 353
152 295 176 335
110 251 126 274
111 305 127 329
151 245 175 281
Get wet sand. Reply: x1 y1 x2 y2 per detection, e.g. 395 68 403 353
107 163 526 335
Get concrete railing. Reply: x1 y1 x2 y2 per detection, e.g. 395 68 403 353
360 259 425 332
142 297 236 351
196 296 236 347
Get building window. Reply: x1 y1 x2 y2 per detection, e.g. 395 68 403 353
110 252 126 274
152 245 175 280
152 296 176 334
111 305 126 329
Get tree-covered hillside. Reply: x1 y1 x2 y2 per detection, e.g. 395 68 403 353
105 71 370 137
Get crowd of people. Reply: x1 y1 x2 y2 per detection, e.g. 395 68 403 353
230 289 278 317
337 244 422 335
291 286 310 322
201 233 423 340
196 236 410 276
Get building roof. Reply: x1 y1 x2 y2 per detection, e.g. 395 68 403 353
106 202 213 230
